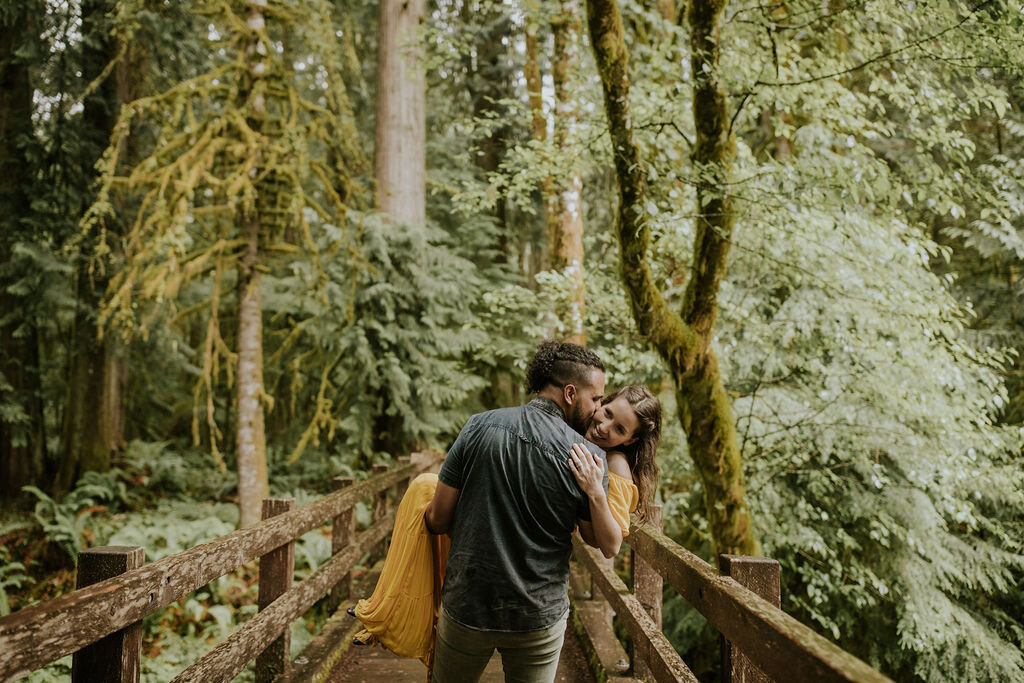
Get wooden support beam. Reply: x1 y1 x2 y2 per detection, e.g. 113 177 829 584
720 554 779 683
572 535 696 683
72 546 145 683
626 526 892 683
256 498 296 682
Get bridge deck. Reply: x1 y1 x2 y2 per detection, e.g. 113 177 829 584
326 621 597 682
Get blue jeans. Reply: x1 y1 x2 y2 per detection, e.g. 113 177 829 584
431 609 568 683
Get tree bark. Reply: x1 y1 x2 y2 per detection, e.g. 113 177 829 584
236 2 271 528
551 0 587 345
585 0 759 559
374 0 426 226
524 18 555 280
0 2 46 499
56 0 125 495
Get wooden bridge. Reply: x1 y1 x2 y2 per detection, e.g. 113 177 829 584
0 452 891 682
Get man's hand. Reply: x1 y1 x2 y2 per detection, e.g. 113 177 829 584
424 480 460 535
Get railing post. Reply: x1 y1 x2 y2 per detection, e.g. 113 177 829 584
719 555 781 683
372 464 390 559
632 504 663 681
328 476 355 612
396 455 412 501
256 498 296 683
72 546 145 683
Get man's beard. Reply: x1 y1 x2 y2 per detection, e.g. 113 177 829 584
568 400 593 436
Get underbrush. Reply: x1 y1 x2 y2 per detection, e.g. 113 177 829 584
1 440 372 682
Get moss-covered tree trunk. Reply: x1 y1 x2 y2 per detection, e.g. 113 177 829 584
585 0 759 559
551 0 587 345
236 2 271 528
0 2 46 500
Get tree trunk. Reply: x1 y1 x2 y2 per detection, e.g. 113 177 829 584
524 18 555 279
237 215 268 527
374 0 426 226
585 0 759 559
236 2 271 528
0 3 46 500
370 0 426 456
56 0 125 495
551 0 586 345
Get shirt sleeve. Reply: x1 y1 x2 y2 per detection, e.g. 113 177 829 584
438 414 477 490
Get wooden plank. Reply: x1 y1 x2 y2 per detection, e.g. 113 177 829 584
286 568 384 683
572 536 696 683
72 547 145 683
170 510 397 683
626 526 892 683
720 555 779 683
256 498 296 683
285 606 363 683
571 601 630 678
0 455 441 682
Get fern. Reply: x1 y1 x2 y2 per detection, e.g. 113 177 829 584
0 555 32 617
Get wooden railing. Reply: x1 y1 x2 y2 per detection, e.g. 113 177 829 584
569 505 894 683
0 452 442 683
3 450 894 683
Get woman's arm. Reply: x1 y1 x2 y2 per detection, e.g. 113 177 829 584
424 481 460 535
569 443 623 558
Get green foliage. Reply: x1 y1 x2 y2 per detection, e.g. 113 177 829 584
585 0 1024 679
22 469 137 564
4 0 1024 680
80 0 365 463
267 212 492 462
0 556 32 617
126 440 235 501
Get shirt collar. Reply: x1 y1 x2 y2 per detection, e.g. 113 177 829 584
529 396 565 419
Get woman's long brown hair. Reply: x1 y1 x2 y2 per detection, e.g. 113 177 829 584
604 386 661 524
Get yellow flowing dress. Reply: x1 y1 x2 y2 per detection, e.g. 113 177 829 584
352 471 639 662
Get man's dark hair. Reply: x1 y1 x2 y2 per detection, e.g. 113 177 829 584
525 341 605 394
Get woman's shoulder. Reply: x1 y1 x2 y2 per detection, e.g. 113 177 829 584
606 451 633 480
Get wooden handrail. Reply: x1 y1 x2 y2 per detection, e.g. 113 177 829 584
0 454 440 682
626 524 892 683
572 535 697 683
171 509 397 682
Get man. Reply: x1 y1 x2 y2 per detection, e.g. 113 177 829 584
424 340 608 682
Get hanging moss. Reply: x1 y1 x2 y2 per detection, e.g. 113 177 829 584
80 0 367 465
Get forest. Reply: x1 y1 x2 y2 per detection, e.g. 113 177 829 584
1 0 1022 680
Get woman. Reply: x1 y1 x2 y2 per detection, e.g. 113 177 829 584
349 386 662 663
570 385 662 558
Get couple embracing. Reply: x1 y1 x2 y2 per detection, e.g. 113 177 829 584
351 341 662 683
